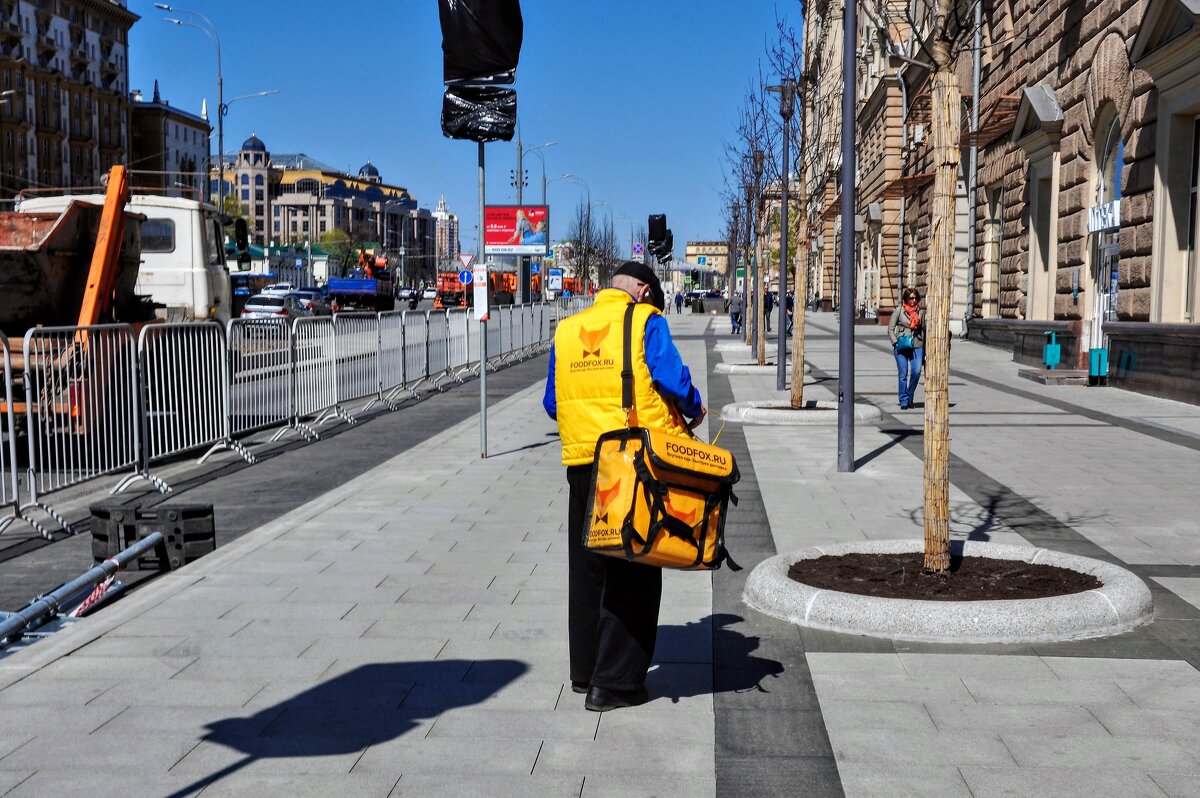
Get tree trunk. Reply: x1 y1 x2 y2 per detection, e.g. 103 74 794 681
790 181 808 408
923 43 960 573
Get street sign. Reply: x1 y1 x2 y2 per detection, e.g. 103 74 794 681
458 269 473 285
736 267 745 278
632 242 644 256
697 256 707 265
547 248 555 259
472 264 489 321
530 263 540 274
458 253 476 271
547 268 563 292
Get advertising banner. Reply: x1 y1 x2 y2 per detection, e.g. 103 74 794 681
484 205 549 255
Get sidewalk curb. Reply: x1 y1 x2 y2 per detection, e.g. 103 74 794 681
720 400 882 425
743 540 1155 644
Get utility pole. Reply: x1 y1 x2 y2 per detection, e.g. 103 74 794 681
836 0 857 473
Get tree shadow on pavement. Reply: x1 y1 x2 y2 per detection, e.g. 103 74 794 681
647 614 783 703
163 659 527 798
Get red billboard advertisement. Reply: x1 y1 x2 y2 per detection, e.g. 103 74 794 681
484 205 549 255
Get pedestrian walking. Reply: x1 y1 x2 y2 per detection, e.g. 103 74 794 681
785 291 794 335
543 261 707 712
728 292 744 335
674 291 684 314
763 291 774 332
888 288 925 410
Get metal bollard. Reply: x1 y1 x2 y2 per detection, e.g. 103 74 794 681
1042 331 1061 370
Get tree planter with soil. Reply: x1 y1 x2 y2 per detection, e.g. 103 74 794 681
743 540 1153 644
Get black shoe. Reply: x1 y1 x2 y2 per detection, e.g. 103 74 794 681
584 685 648 712
900 403 910 410
570 681 588 694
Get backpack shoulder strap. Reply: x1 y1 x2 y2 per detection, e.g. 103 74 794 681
621 302 637 415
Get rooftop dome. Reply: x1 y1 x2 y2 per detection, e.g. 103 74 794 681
241 133 267 153
358 160 380 179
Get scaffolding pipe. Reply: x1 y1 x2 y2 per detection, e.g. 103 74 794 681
0 532 165 646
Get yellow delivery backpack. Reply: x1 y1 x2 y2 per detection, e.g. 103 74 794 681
583 304 740 571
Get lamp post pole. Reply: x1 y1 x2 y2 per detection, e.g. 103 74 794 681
156 5 222 207
750 149 765 356
838 0 858 472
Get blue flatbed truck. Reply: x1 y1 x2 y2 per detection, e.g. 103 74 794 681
326 271 395 312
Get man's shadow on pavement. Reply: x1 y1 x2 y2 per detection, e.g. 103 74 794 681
647 613 783 702
164 659 527 798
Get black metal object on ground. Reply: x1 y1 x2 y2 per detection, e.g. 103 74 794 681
91 501 215 571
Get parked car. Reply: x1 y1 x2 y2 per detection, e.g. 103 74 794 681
289 289 330 316
240 293 312 321
683 290 704 307
397 286 419 301
260 282 295 298
422 287 437 300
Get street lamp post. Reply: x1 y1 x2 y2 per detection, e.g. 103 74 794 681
155 5 223 207
769 79 797 390
515 139 555 302
564 175 592 293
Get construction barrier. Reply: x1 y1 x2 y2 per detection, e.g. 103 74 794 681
21 324 143 536
378 311 406 403
292 316 343 434
7 302 577 538
332 313 381 414
0 339 19 533
427 310 450 384
137 322 227 471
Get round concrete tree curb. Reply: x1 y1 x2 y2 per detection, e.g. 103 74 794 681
743 540 1154 644
720 400 882 425
714 342 752 352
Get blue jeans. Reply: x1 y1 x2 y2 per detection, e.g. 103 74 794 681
730 312 742 333
894 346 923 407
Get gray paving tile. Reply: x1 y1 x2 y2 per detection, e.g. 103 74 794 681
925 702 1109 735
1001 733 1199 771
427 708 599 740
836 763 972 798
1114 678 1200 711
170 738 365 778
594 707 714 746
535 739 713 777
579 774 714 798
198 772 400 798
0 731 200 770
896 653 1058 680
354 737 541 775
90 704 283 737
816 699 937 733
1150 772 1200 797
0 677 120 707
812 672 977 704
828 728 1016 767
390 774 582 798
1042 656 1200 681
4 770 207 798
91 678 266 708
963 677 1136 707
0 771 34 794
959 766 1170 798
1088 706 1200 740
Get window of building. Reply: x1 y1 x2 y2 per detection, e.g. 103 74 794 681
240 174 249 185
254 174 264 185
241 189 249 201
255 189 263 201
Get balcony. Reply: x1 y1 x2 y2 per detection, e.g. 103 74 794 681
0 18 19 43
68 40 88 68
35 31 56 59
69 122 93 142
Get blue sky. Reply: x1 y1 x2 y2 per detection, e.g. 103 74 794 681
128 1 797 256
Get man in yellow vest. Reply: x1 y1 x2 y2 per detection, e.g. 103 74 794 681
543 261 707 711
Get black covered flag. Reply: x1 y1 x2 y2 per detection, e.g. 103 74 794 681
441 85 516 143
438 0 523 86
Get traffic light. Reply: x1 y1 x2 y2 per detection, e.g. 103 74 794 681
647 214 672 262
692 269 700 283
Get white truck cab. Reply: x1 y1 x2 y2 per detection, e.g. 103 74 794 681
16 193 233 323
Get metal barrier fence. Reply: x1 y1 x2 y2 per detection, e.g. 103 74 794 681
426 310 450 385
137 322 227 485
8 301 580 538
21 324 143 536
292 316 342 434
332 313 381 415
0 339 19 533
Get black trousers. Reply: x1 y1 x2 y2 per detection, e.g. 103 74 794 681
566 465 662 692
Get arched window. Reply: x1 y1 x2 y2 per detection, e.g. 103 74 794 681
1096 115 1124 206
254 174 264 186
240 174 249 186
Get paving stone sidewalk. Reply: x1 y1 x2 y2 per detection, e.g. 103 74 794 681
0 309 1198 797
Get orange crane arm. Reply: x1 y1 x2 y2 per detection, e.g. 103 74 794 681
76 165 130 327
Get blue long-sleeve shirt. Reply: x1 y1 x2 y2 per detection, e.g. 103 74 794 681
543 313 703 420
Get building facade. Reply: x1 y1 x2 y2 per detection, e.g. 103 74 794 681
432 194 459 268
804 0 1200 403
0 0 136 200
685 240 731 291
129 80 209 198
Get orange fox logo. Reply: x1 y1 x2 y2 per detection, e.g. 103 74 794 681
578 324 611 358
594 479 622 525
666 495 702 527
